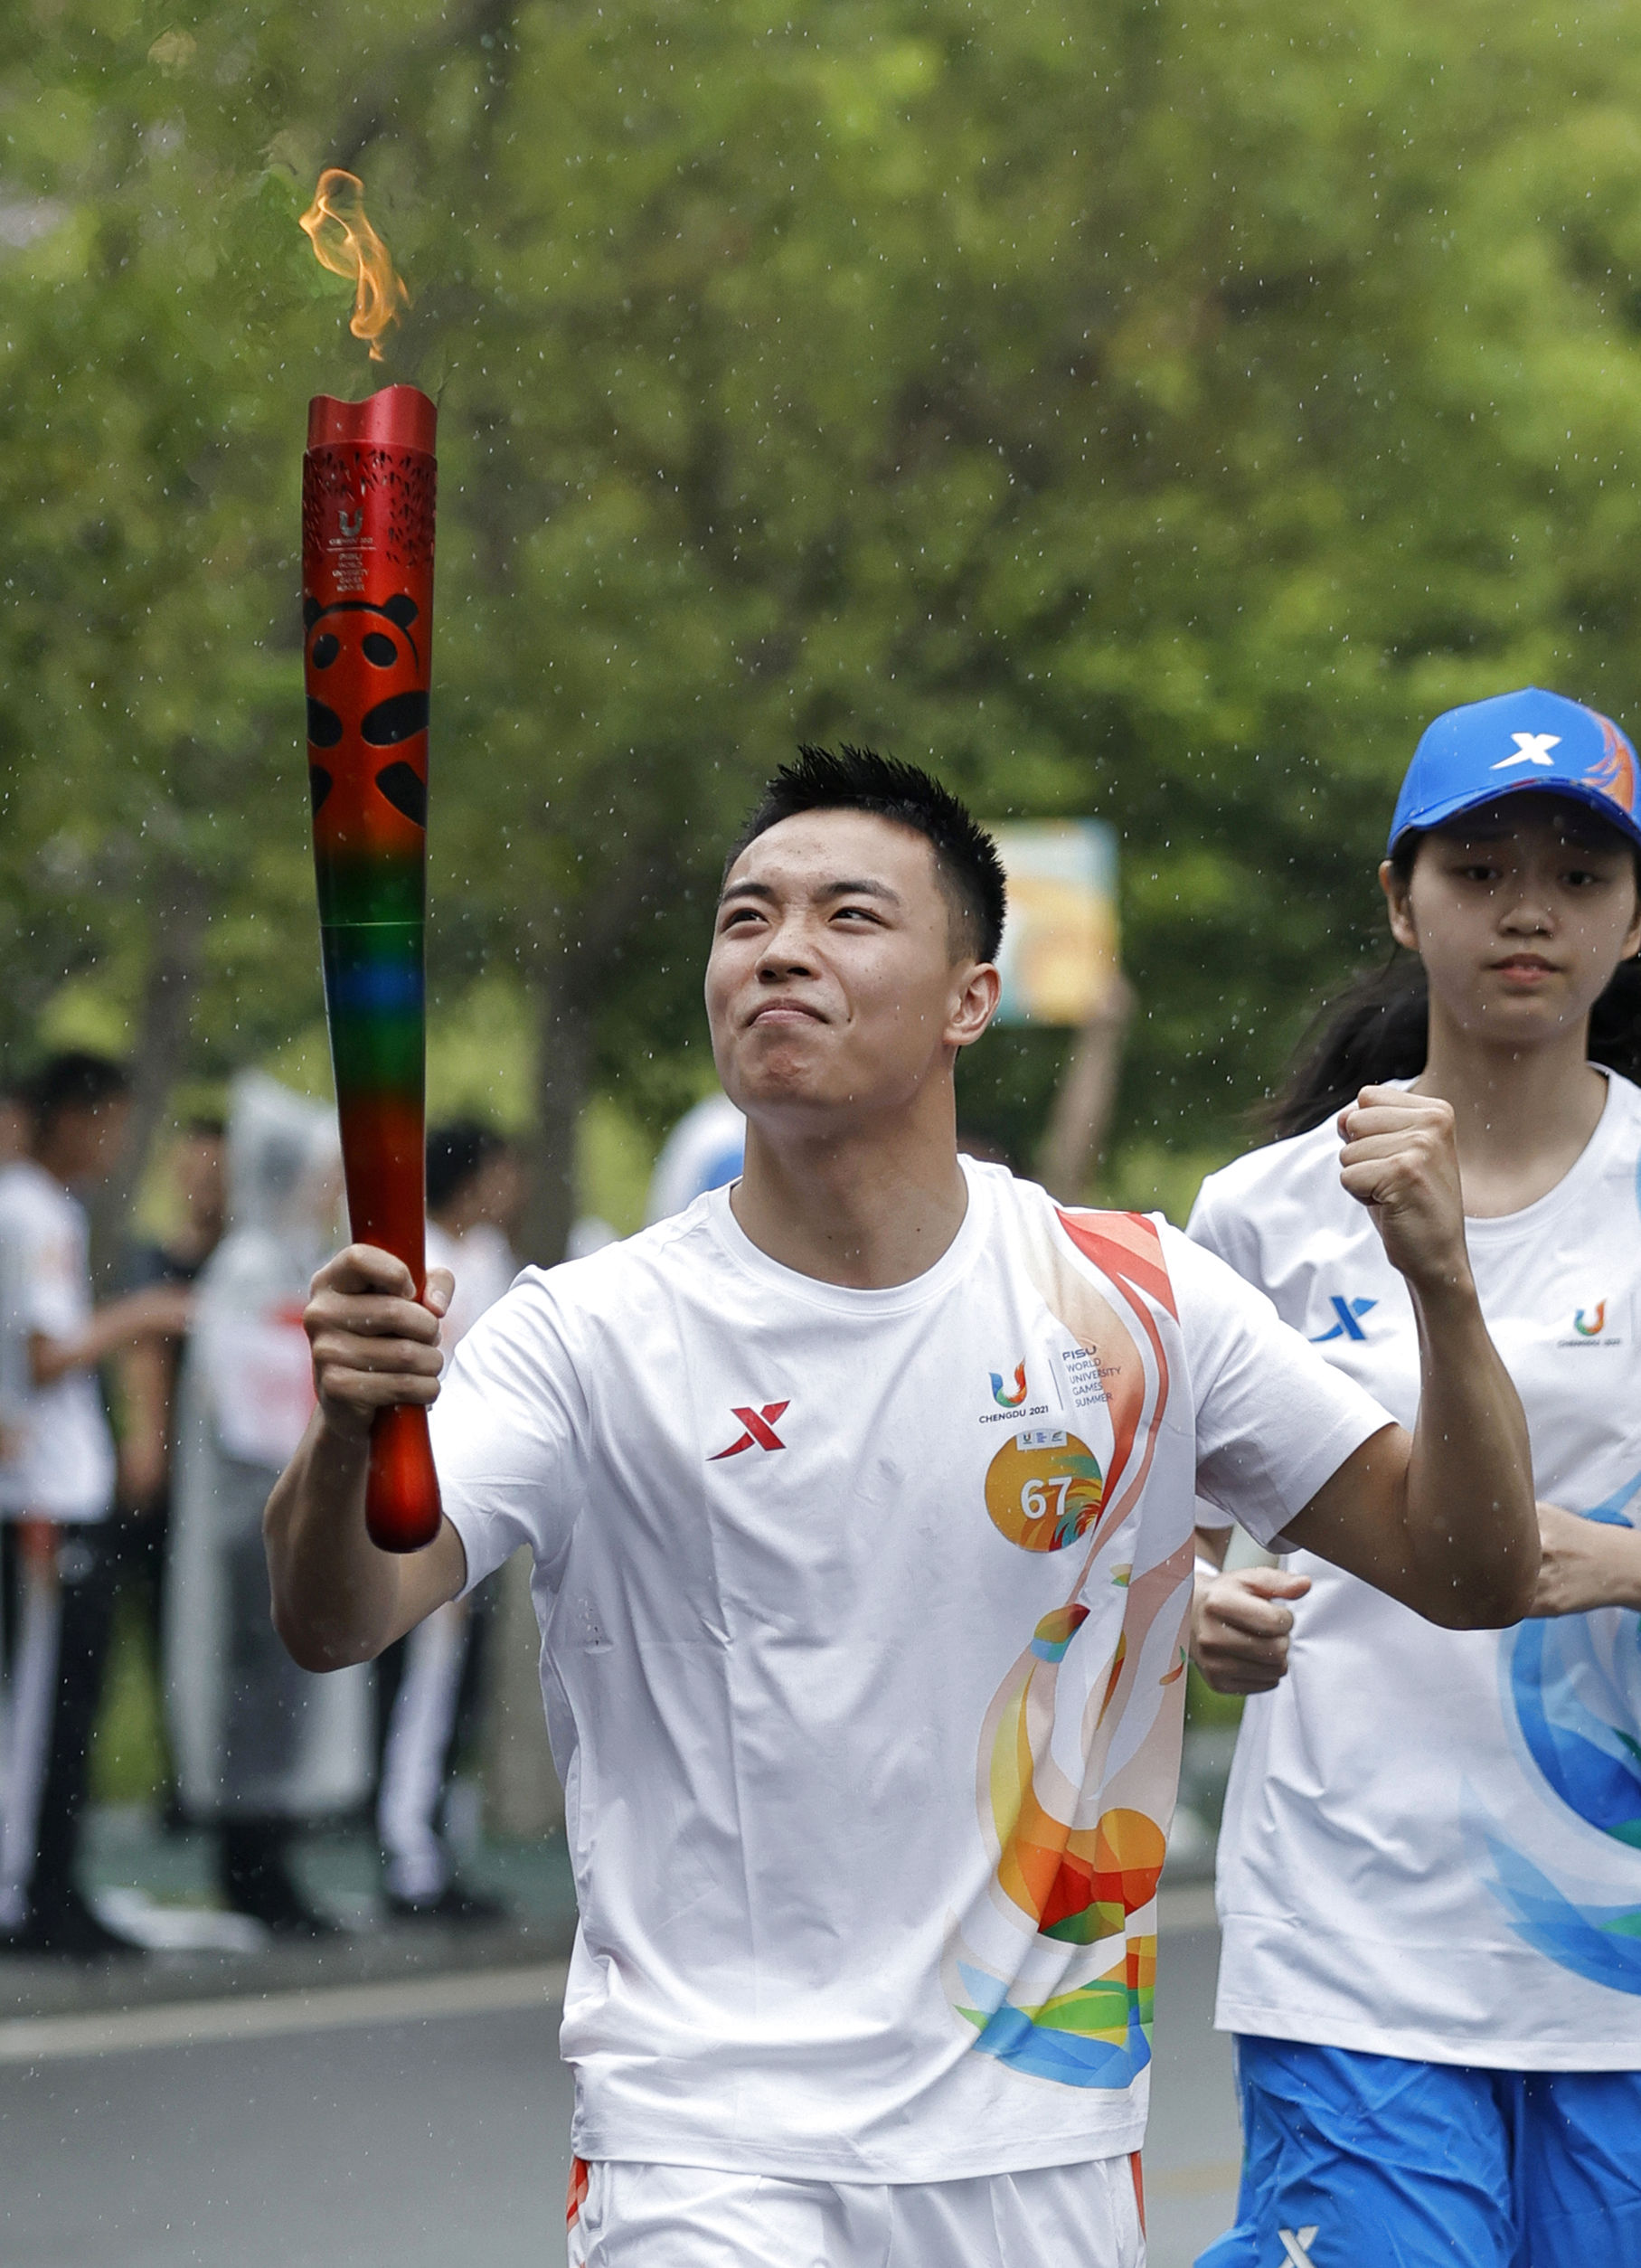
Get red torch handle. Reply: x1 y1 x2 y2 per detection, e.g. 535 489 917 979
365 1403 441 1554
303 383 442 1554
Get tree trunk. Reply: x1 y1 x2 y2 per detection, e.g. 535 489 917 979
1034 977 1136 1205
519 959 590 1270
482 881 673 1830
475 961 589 1841
89 857 207 1290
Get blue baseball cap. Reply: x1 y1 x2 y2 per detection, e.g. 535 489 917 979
1388 687 1641 857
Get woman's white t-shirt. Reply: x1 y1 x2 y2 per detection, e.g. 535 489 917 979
1191 1073 1641 2071
429 1159 1389 2180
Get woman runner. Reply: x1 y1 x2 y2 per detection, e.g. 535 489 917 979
1189 686 1641 2268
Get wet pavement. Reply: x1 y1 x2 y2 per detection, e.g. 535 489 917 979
0 1810 1240 2265
0 1804 579 2022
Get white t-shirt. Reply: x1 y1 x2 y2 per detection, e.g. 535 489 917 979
0 1159 116 1521
1191 1072 1641 2071
427 1218 519 1347
430 1158 1388 2179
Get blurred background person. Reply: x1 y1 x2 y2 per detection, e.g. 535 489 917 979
166 1073 369 1935
0 1083 31 1177
0 1053 192 1957
0 1084 34 1511
429 1120 525 1336
643 1091 745 1224
373 1120 518 1922
112 1117 227 1818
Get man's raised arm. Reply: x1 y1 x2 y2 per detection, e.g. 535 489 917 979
264 1244 467 1672
1282 1087 1538 1628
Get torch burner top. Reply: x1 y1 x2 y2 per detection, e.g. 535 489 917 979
307 386 436 455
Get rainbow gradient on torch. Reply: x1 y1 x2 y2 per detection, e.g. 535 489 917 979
302 384 441 1551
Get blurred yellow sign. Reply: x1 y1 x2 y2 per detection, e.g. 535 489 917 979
989 820 1118 1026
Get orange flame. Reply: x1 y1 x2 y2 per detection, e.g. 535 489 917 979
298 169 410 364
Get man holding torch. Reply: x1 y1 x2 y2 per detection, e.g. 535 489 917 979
267 747 1538 2265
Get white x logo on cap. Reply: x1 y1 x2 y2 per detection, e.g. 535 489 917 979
1492 732 1561 770
1277 2231 1320 2268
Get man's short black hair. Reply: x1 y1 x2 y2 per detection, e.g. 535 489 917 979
727 745 1007 963
427 1119 504 1214
24 1051 130 1127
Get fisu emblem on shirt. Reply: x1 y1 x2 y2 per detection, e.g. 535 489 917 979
979 1361 1054 1425
989 1361 1029 1408
1558 1299 1622 1349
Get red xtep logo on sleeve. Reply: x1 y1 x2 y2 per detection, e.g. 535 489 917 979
710 1402 790 1460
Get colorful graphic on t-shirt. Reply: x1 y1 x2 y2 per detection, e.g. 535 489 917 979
1031 1603 1090 1662
1488 1468 1641 1993
948 1209 1191 2090
985 1431 1104 1551
991 1362 1029 1408
1573 1304 1607 1338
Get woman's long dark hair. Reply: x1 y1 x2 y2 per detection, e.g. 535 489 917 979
1268 834 1641 1137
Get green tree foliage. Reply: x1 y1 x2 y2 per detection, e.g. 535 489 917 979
6 0 1641 1244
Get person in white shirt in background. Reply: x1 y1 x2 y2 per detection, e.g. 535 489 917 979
1190 689 1641 2268
374 1120 518 1922
265 747 1537 2268
0 1053 191 1958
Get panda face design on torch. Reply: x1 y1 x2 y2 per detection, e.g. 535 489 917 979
303 591 429 836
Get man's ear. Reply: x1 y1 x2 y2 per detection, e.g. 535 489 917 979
1379 859 1418 953
950 962 1002 1050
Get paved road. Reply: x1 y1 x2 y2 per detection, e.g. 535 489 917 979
0 1914 1240 2267
1146 1917 1241 2263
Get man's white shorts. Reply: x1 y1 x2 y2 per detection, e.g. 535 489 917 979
564 2151 1146 2266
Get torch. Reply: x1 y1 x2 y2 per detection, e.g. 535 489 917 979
300 173 441 1551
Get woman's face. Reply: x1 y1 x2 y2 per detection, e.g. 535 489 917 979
1382 795 1641 1048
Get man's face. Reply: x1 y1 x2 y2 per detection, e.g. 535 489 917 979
472 1148 526 1236
46 1098 129 1186
705 809 997 1128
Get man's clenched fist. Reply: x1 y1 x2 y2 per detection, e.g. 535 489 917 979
1191 1564 1313 1696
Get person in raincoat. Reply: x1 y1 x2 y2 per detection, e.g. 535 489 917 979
166 1073 371 1934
